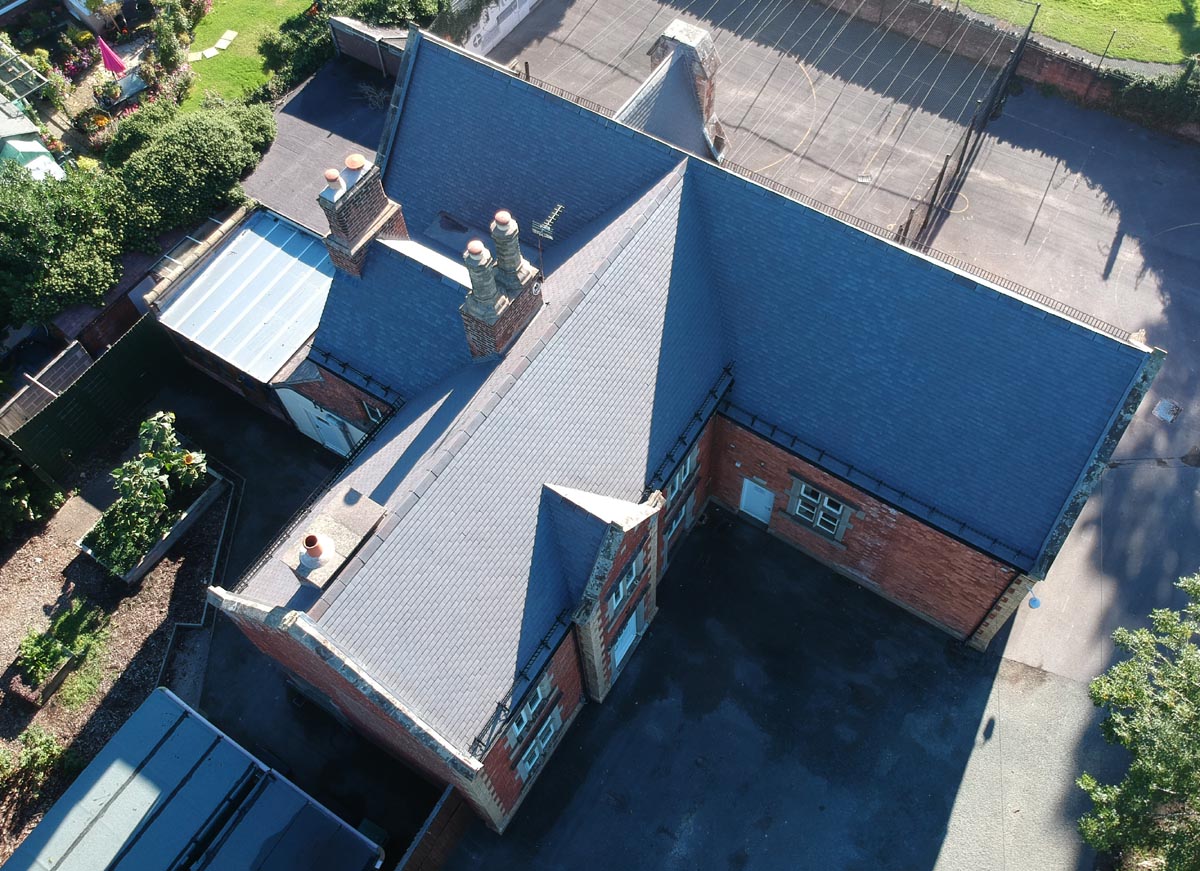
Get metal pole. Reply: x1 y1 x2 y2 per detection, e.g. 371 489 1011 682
953 0 960 13
1096 30 1115 72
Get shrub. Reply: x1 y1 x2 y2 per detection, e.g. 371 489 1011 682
119 110 256 236
105 97 177 166
0 458 63 538
17 727 64 786
25 47 50 74
41 68 71 110
230 102 276 155
1101 64 1200 129
16 630 69 686
152 10 183 72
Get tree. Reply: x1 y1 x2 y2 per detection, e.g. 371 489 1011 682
119 109 258 239
1078 574 1200 869
0 162 129 327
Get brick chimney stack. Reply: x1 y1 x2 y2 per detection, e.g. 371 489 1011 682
649 20 728 160
490 210 537 295
317 153 408 276
459 210 544 358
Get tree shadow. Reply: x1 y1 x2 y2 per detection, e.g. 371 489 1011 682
1167 0 1199 58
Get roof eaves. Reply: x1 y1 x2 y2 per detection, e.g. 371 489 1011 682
1029 345 1165 580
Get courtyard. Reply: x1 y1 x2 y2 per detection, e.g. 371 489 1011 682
445 507 1124 870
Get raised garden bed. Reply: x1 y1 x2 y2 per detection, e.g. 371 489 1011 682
78 468 225 583
76 411 223 583
7 652 75 708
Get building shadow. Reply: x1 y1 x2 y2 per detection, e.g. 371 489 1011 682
447 507 1012 869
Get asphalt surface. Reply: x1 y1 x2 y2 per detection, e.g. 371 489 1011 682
243 57 391 233
930 89 1200 684
493 0 1008 229
445 508 1123 870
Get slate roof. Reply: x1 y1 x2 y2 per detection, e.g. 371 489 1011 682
4 689 382 871
315 161 729 753
614 49 714 159
312 239 473 399
157 211 334 384
238 33 1154 758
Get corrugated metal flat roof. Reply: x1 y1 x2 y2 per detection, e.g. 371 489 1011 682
158 210 334 383
4 689 382 871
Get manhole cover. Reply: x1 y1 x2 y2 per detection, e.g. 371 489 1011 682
1153 399 1182 423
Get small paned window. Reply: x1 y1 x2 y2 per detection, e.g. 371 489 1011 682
607 551 644 617
518 708 563 780
789 480 850 541
665 496 690 540
665 447 699 501
508 676 550 743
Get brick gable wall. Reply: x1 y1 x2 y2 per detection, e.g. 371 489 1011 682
481 631 587 827
707 415 1017 638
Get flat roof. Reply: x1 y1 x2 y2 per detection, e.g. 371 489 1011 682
4 689 383 871
158 210 334 383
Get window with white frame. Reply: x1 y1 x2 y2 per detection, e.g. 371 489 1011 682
517 708 563 780
508 675 550 743
664 495 691 540
788 479 850 540
607 551 644 618
665 446 699 501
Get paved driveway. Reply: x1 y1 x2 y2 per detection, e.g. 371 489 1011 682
446 508 1122 870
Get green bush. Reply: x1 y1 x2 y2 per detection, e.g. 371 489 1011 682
229 102 276 155
119 110 256 237
17 727 64 786
152 11 184 72
1 458 64 538
0 161 129 326
1099 62 1200 129
105 98 178 167
83 497 172 574
16 630 69 686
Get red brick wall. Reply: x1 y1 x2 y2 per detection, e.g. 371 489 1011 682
283 362 390 430
461 285 544 358
709 416 1015 639
396 789 473 871
596 518 655 680
482 631 585 815
221 613 494 809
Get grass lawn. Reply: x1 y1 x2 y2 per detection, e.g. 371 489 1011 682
181 0 311 110
963 0 1199 63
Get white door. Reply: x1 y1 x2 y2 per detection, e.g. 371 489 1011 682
739 478 775 524
308 410 351 456
612 616 639 671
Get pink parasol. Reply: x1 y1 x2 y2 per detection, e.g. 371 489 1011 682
98 37 127 77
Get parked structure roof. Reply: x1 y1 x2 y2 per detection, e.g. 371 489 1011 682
237 32 1154 759
4 689 382 871
157 210 334 384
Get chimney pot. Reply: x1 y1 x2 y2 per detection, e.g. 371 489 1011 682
345 153 366 171
467 239 485 257
323 168 340 182
494 210 512 226
299 532 335 569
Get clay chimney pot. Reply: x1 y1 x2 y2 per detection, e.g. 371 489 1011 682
323 168 340 182
345 153 366 171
